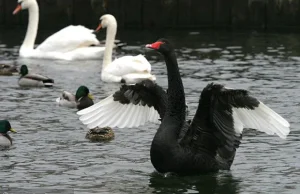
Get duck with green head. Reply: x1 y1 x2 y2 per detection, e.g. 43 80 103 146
0 64 18 76
56 86 94 110
0 120 17 147
56 86 113 141
18 65 54 87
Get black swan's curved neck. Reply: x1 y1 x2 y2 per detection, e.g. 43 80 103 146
163 51 186 126
151 50 187 173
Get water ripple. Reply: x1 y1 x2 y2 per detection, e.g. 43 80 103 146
0 30 299 193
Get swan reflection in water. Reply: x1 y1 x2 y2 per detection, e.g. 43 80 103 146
149 171 240 194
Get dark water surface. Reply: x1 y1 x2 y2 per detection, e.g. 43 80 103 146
0 29 299 194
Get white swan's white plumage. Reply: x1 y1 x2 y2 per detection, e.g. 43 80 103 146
102 54 154 83
98 14 156 83
232 101 290 139
37 26 99 53
77 95 160 129
14 0 104 60
103 55 151 76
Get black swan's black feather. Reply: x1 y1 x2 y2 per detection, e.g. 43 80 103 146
113 80 168 119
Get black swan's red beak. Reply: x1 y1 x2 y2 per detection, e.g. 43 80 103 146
146 41 163 50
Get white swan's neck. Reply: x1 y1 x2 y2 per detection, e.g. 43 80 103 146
21 2 39 52
102 22 117 69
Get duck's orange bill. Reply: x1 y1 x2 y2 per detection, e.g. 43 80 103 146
13 4 22 15
95 24 102 33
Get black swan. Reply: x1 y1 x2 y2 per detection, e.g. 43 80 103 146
78 39 290 174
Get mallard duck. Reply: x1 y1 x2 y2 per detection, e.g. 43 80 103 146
85 127 114 142
0 64 18 76
0 120 16 147
56 86 94 110
18 65 54 87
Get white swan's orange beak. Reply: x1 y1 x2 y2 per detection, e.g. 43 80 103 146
13 4 22 15
95 24 102 33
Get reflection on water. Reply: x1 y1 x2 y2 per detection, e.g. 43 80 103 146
149 172 240 194
0 29 300 194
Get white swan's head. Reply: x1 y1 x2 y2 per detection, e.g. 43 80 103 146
95 14 117 32
13 0 37 14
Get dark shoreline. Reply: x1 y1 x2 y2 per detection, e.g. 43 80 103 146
1 0 300 31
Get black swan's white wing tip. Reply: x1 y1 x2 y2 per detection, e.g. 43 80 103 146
232 101 290 139
77 95 160 129
77 95 113 116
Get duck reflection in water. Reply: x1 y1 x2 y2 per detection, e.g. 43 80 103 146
149 171 240 194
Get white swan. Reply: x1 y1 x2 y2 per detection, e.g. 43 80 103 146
13 0 105 60
96 14 156 83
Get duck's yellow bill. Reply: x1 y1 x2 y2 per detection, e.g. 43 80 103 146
10 128 17 133
88 94 94 100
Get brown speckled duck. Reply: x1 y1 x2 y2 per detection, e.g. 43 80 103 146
0 64 18 76
85 127 114 142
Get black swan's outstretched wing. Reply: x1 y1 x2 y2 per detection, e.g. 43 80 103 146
77 80 167 129
181 83 290 155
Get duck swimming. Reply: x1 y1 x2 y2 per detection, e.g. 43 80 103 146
18 65 54 87
0 64 18 76
78 39 290 175
56 86 94 110
0 120 17 147
56 86 114 141
85 127 114 142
